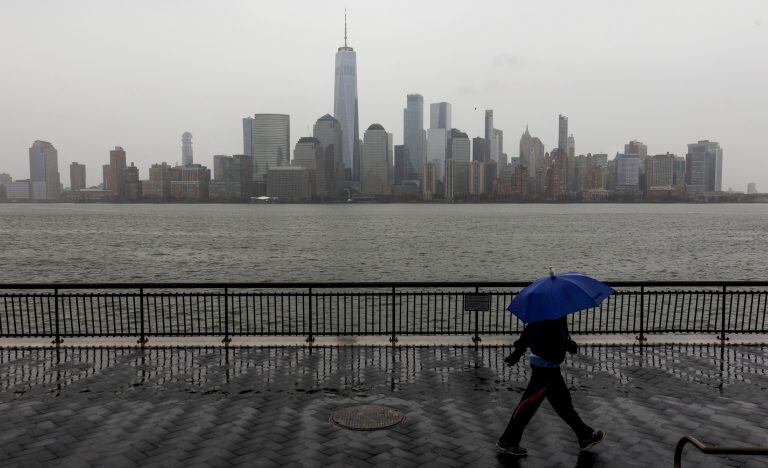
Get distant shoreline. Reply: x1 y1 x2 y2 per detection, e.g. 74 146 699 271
2 199 768 205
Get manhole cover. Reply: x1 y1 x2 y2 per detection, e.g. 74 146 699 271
330 405 404 431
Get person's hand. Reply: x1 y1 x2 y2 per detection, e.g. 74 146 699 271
566 339 578 355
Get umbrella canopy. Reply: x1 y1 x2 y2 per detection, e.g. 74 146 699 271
507 270 615 324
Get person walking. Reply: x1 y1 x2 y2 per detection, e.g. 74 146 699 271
496 317 604 457
496 270 612 458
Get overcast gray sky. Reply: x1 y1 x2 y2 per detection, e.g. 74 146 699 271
1 0 766 190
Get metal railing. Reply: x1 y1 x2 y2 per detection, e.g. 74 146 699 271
0 281 766 343
674 436 768 467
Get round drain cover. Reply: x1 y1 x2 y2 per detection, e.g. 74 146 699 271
331 405 404 431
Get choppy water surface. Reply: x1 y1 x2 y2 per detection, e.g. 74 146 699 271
1 203 766 283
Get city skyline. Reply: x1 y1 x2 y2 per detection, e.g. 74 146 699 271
0 1 766 190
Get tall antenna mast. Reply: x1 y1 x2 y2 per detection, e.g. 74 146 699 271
344 8 348 47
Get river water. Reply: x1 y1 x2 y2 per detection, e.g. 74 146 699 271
1 203 766 283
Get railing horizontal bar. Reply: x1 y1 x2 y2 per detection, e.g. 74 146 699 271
2 281 768 290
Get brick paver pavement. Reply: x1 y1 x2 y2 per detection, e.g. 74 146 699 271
0 345 767 467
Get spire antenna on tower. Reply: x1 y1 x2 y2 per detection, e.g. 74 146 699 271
344 9 348 47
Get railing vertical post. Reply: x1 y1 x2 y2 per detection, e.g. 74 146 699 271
472 286 481 345
640 286 644 339
389 286 397 344
306 287 314 343
720 285 728 342
53 287 62 345
138 287 147 345
222 287 231 344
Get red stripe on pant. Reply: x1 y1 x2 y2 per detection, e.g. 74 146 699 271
512 384 550 420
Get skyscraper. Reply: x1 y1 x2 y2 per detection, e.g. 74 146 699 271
421 162 438 201
181 132 193 166
566 133 576 192
334 13 360 181
28 140 60 201
109 146 127 201
293 137 325 198
685 140 723 193
616 153 641 192
213 155 230 181
403 94 425 181
519 126 546 195
548 149 568 200
360 124 391 196
125 163 141 201
491 128 503 163
313 114 344 198
426 128 448 181
558 114 568 152
427 102 452 181
445 129 470 200
0 173 11 200
70 163 86 191
242 117 253 157
430 102 452 130
472 137 487 162
484 110 494 160
624 140 648 159
244 114 290 181
646 153 675 190
519 126 535 173
293 138 320 170
393 145 406 185
450 129 471 163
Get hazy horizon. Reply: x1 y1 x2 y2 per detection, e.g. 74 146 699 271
1 0 766 190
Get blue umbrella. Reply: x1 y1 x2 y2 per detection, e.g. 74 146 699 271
507 269 615 324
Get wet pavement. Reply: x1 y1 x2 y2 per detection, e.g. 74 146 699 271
0 345 767 467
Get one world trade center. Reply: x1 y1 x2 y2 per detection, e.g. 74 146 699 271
333 13 360 183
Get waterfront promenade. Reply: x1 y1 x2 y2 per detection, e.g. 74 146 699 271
1 345 767 467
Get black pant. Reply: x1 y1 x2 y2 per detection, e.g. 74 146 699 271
500 365 593 445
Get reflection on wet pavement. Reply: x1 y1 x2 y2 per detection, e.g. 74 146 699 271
0 346 767 467
2 346 767 397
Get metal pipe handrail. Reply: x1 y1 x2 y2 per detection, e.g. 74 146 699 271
674 436 768 468
2 280 768 290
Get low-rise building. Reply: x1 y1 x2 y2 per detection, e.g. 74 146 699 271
0 173 12 199
266 167 310 202
69 189 112 202
7 180 31 200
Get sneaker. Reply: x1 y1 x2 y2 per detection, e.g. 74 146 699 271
579 430 605 451
496 440 528 457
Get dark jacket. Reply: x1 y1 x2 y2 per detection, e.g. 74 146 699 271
509 317 577 365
